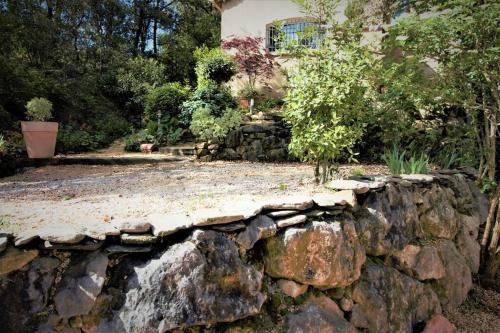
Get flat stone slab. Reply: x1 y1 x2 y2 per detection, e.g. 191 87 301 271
313 190 357 209
105 245 152 254
305 210 326 218
121 233 158 245
211 222 246 232
400 174 434 183
0 247 39 276
112 220 152 234
261 196 314 211
267 210 298 218
14 230 39 246
37 225 86 244
276 214 307 228
40 239 104 251
328 179 386 193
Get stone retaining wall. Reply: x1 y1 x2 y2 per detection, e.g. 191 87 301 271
0 170 488 333
196 112 291 162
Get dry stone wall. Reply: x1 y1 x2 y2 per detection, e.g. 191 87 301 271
195 112 291 162
0 170 488 333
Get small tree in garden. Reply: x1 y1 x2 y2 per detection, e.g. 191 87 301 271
384 0 500 280
221 36 276 94
284 0 377 184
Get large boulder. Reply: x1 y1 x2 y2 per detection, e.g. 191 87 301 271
264 219 365 288
454 214 481 273
54 251 108 318
416 185 459 240
350 264 441 333
392 244 445 281
430 240 472 312
98 230 265 332
285 296 358 333
236 215 277 250
354 184 418 256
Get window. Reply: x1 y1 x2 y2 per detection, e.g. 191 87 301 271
266 21 322 52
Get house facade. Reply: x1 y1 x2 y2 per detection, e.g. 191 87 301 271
212 0 413 96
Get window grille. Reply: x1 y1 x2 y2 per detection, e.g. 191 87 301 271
266 21 321 52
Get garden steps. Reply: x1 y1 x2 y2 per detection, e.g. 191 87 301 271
159 143 196 156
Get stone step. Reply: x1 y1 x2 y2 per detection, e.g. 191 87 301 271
159 144 196 156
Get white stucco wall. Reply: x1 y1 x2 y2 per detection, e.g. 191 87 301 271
220 0 348 45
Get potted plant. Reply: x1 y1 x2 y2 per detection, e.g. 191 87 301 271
238 85 258 110
21 97 58 158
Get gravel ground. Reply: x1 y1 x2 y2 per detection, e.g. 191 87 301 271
447 284 500 333
0 159 387 235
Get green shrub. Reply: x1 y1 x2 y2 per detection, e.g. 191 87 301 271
25 97 53 121
255 98 283 113
0 135 6 155
189 107 243 142
194 47 236 86
181 83 236 125
238 85 258 99
124 130 156 152
144 83 191 123
145 117 183 146
383 146 429 175
57 126 100 152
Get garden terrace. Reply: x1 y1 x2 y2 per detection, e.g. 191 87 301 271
0 168 490 332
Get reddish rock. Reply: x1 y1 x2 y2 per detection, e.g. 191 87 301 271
264 220 365 289
278 279 308 298
140 143 156 153
423 315 456 333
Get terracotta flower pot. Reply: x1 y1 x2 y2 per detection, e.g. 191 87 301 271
239 98 250 109
21 121 59 158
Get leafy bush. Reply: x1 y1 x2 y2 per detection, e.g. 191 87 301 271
145 117 183 146
0 135 6 155
116 57 166 106
26 97 53 121
194 47 236 86
181 83 236 125
124 130 156 152
238 85 258 99
57 126 101 152
144 83 191 123
255 98 283 113
189 107 243 142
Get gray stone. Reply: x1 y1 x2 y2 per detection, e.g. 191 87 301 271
14 230 39 246
241 124 267 133
262 196 314 211
225 129 244 148
392 244 446 281
313 190 357 209
286 296 357 333
112 220 151 234
26 257 60 312
40 239 104 251
416 185 459 240
354 183 419 256
454 214 481 273
305 209 326 218
38 225 86 244
0 247 39 276
351 264 441 333
328 179 386 194
431 240 472 312
400 174 434 183
237 215 277 250
120 233 158 245
54 251 108 318
212 222 247 232
275 214 307 228
219 148 239 160
264 220 366 288
267 210 298 218
105 245 152 254
97 230 265 332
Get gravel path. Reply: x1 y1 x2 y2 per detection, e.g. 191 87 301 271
0 159 387 236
